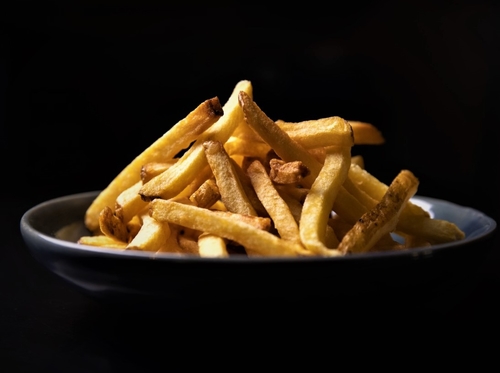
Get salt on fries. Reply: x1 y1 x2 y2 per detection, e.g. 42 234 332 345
79 80 465 257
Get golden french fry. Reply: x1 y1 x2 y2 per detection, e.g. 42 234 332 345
85 97 223 232
141 161 177 183
99 206 129 243
157 224 184 254
402 234 431 249
139 80 253 201
203 140 256 216
77 235 127 249
229 157 268 217
80 79 465 258
299 146 351 256
338 170 419 254
347 120 385 145
126 215 142 239
348 163 465 243
149 199 310 257
275 186 304 225
247 159 301 243
276 118 383 146
177 233 200 254
188 178 221 208
114 181 148 225
210 209 272 231
224 136 271 158
350 155 365 168
198 233 229 258
126 214 171 252
276 116 355 148
238 91 322 187
269 158 310 185
238 92 370 228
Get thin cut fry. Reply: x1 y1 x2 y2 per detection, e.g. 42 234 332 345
203 140 256 216
78 235 127 249
149 199 310 257
348 163 465 243
85 96 223 232
79 79 465 257
247 159 301 242
126 214 171 252
141 161 177 183
188 178 221 208
269 159 310 185
276 118 384 146
139 80 252 201
338 170 419 254
198 233 229 258
299 146 351 256
99 206 129 243
276 117 355 148
114 181 148 224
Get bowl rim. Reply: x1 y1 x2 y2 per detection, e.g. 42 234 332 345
20 190 497 264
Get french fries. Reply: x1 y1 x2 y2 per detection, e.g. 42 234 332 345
80 80 465 257
85 97 223 232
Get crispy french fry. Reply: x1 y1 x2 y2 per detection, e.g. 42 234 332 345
276 118 383 146
238 91 369 227
157 224 184 254
275 186 304 225
247 159 301 242
139 80 253 201
224 136 271 158
80 79 465 257
114 181 148 224
338 170 419 254
299 146 351 256
149 199 310 257
198 233 229 258
141 161 177 183
188 178 221 208
276 116 355 148
203 140 256 216
78 235 127 249
210 209 272 231
229 157 268 217
177 233 200 254
126 214 171 252
348 163 465 243
85 97 223 232
238 91 322 187
99 206 129 243
269 158 310 185
350 155 365 168
347 120 385 145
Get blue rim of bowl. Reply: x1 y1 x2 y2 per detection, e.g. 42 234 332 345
20 191 497 264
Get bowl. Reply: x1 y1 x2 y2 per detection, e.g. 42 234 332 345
20 191 497 312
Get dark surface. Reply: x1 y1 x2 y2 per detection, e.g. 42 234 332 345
2 1 500 371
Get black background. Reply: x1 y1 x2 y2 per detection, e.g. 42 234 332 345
1 1 500 371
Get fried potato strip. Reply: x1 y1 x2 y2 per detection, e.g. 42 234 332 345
85 97 223 232
203 140 256 216
338 170 419 254
139 80 252 201
299 146 351 256
247 160 301 242
150 199 309 257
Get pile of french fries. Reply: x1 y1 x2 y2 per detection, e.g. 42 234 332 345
79 80 465 257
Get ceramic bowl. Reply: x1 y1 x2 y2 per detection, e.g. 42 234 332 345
20 191 497 312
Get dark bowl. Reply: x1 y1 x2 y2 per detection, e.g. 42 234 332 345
20 191 496 314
